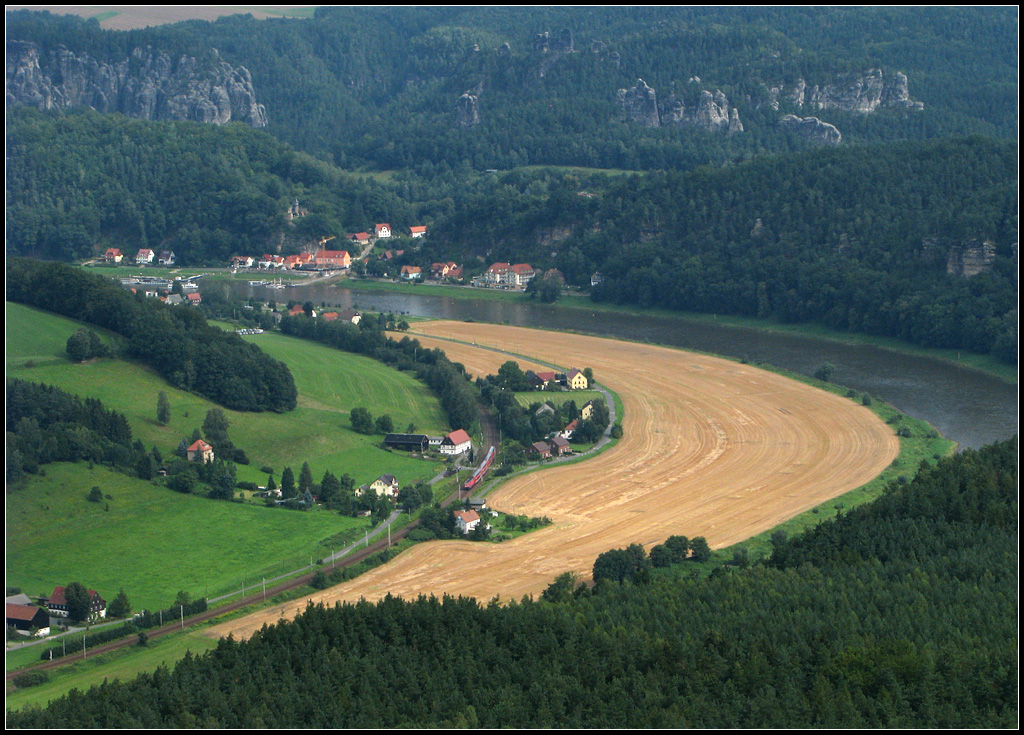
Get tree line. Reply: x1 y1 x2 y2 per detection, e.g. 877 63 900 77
6 258 297 412
9 432 1014 726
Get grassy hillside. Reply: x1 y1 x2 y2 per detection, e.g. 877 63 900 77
6 463 367 611
6 302 448 485
5 301 450 609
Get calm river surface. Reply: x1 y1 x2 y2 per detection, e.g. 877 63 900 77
215 281 1017 450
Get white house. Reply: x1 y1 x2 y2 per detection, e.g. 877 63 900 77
136 248 155 265
439 429 472 456
454 509 480 535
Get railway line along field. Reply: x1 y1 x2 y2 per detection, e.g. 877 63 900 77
205 321 900 641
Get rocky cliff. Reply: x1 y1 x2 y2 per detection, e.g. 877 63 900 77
765 69 923 114
6 40 268 127
778 115 842 145
619 78 743 133
454 92 480 127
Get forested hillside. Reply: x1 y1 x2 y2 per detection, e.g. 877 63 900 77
430 138 1017 362
8 438 1016 727
4 6 1018 363
6 7 1017 170
5 108 420 263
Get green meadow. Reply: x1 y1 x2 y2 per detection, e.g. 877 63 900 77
6 463 369 611
6 302 449 608
6 302 447 485
514 390 605 410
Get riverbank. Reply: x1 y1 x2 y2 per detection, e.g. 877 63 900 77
341 279 1017 384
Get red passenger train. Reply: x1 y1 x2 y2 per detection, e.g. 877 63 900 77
462 445 496 493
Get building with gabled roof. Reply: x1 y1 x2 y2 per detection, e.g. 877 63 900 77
47 586 106 620
374 223 392 238
187 439 214 463
440 429 472 456
136 248 155 264
409 225 427 238
454 509 481 535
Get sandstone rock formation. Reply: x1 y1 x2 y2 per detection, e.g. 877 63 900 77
764 69 923 114
616 78 661 128
778 114 842 144
6 40 268 127
454 92 480 127
945 239 998 277
622 78 743 133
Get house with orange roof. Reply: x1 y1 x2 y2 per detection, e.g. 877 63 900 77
314 250 351 269
186 439 214 463
104 248 123 264
454 509 481 534
400 265 422 280
409 225 427 238
374 223 392 238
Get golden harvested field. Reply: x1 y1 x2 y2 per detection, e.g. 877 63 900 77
206 322 898 640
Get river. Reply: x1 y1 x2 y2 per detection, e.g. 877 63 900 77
211 280 1017 450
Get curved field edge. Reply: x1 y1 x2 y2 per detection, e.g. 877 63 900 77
339 279 1018 385
199 321 902 640
4 324 943 709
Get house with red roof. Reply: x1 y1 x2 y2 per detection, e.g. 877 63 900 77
400 265 422 280
454 509 481 535
104 248 123 264
186 292 202 305
374 223 392 238
484 262 535 288
440 429 472 456
529 370 558 389
409 225 427 238
135 248 155 265
47 586 106 620
186 439 214 463
350 232 371 246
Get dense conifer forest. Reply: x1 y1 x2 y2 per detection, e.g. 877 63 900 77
8 438 1016 727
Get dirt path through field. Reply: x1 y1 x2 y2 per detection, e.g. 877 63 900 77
206 322 898 640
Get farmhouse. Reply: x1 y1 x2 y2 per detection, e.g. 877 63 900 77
439 429 472 456
454 509 481 535
384 434 430 452
581 400 596 420
356 474 399 498
529 371 558 389
186 439 214 463
565 368 589 390
351 232 371 246
6 602 50 635
400 265 422 280
47 586 106 620
135 248 155 265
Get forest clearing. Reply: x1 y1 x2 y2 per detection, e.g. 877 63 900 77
205 321 899 641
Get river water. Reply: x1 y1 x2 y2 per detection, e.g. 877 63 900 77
214 281 1017 450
